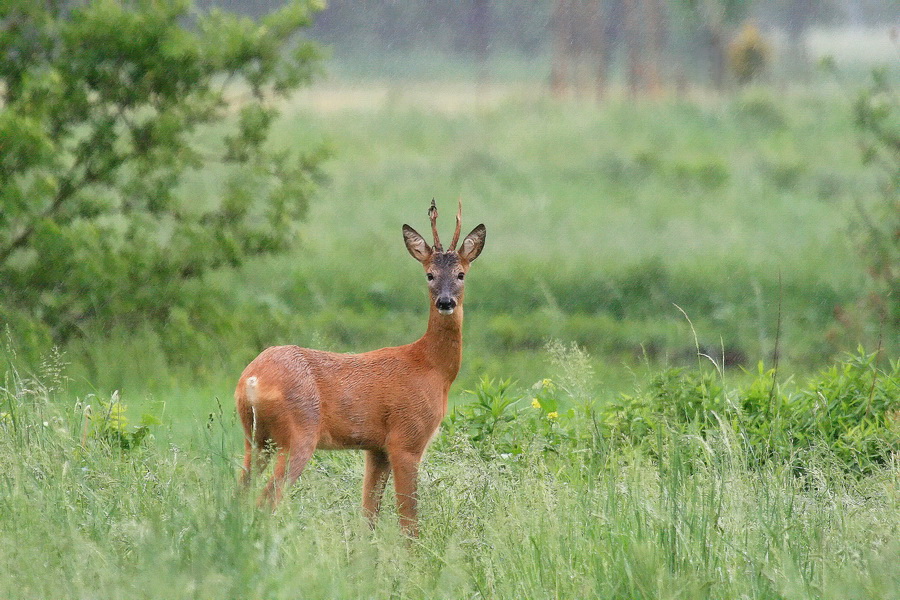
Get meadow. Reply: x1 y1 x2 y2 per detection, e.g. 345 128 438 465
2 80 898 598
65 81 886 396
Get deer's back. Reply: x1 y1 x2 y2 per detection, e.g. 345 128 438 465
235 345 447 451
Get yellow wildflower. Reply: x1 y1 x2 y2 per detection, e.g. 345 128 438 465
547 411 559 420
531 398 541 409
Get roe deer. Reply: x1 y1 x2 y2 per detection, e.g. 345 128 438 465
234 200 485 536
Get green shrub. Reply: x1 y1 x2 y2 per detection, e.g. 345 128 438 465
445 376 573 458
669 159 730 191
0 0 324 340
445 376 522 456
727 22 773 84
450 349 898 474
607 349 897 473
790 349 899 471
759 156 806 191
733 92 786 130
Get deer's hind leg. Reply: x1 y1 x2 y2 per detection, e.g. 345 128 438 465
363 449 391 525
239 437 274 488
258 385 320 507
259 428 317 507
243 363 321 507
237 400 274 488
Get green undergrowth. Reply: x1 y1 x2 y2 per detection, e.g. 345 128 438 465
1 346 897 599
448 347 899 476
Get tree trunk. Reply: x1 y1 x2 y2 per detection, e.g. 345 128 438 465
706 25 727 89
589 0 610 100
623 0 643 95
784 0 814 78
644 0 667 96
551 0 573 97
469 0 492 89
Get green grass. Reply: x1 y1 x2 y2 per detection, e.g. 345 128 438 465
1 360 897 599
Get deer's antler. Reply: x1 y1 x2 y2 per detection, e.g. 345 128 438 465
428 198 443 252
449 197 463 251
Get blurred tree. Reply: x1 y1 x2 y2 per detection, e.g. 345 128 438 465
637 0 667 96
587 0 616 98
550 0 575 96
0 0 324 339
851 69 899 346
769 0 840 78
311 0 547 61
552 0 668 99
468 0 493 87
783 0 814 65
678 0 753 88
552 0 611 98
822 65 899 358
623 0 641 93
727 21 772 84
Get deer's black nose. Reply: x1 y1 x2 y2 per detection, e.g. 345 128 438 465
436 297 456 312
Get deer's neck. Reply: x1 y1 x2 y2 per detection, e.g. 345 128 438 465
417 303 463 383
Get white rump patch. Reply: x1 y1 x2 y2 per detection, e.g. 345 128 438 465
246 376 259 405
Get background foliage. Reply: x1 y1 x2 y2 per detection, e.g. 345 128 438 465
0 0 323 340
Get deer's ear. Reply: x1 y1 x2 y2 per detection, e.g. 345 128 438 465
403 225 432 263
458 224 486 262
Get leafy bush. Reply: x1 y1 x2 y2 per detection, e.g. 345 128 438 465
445 376 572 457
446 377 521 456
733 92 786 130
852 69 899 341
789 350 899 471
669 158 729 191
604 349 898 473
727 22 772 84
449 349 898 474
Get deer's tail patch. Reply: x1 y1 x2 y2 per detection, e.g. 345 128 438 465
245 376 259 406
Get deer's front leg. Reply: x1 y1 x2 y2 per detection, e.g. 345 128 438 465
362 449 391 525
388 449 423 537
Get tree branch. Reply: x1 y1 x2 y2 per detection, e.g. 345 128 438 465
0 151 125 266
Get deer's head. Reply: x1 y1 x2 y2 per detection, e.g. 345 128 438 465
403 199 486 316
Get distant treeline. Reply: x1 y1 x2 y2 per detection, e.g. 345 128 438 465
199 0 898 89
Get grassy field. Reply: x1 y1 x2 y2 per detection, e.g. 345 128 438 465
1 350 897 599
2 80 897 598
59 82 886 397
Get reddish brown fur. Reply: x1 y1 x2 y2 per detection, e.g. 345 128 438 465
235 205 485 537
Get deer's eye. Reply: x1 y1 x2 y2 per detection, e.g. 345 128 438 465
457 272 465 280
426 273 434 281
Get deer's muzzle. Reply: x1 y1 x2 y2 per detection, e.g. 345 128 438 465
436 296 456 315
